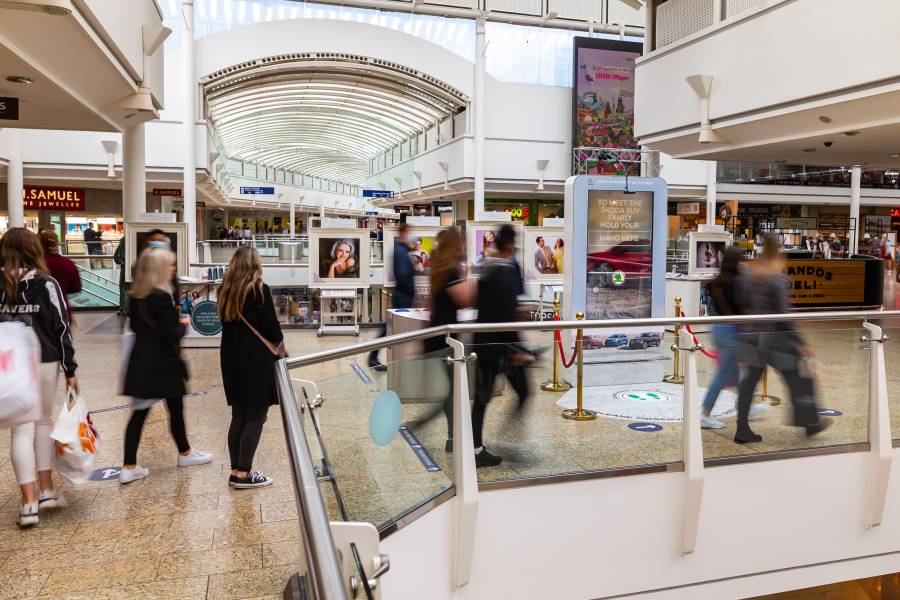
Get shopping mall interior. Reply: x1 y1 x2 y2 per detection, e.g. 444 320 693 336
2 0 900 599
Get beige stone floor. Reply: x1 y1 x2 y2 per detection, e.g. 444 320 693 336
0 304 898 599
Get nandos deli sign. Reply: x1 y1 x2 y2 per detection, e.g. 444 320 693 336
22 186 86 211
784 260 864 304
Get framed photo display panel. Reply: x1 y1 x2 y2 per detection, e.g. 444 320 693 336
125 221 189 283
308 227 370 288
383 225 443 289
688 231 733 276
523 227 565 283
465 221 525 276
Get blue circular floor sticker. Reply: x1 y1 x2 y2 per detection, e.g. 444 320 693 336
817 408 843 417
190 301 222 336
628 422 663 432
370 390 402 446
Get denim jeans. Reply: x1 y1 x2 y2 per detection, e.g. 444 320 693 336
702 324 739 414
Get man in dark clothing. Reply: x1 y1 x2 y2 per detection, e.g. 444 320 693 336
472 224 530 468
83 222 102 268
368 222 415 370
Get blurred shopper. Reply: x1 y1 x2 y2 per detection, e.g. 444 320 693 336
83 222 102 268
700 246 742 429
883 234 894 273
121 248 212 484
0 228 77 526
219 246 284 489
113 236 128 315
828 233 843 258
734 236 828 443
472 225 532 467
425 228 475 452
39 231 81 322
368 222 415 371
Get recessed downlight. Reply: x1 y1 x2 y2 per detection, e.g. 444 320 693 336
843 131 860 137
5 75 33 84
802 148 817 152
818 116 832 123
891 154 900 159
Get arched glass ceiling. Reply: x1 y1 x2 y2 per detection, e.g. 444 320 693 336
203 54 469 186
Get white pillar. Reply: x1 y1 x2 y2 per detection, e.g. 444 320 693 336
182 0 197 263
122 123 146 222
706 161 717 227
850 164 862 255
473 17 486 218
6 129 24 228
289 194 296 236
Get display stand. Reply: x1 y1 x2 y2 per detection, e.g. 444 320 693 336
537 283 564 321
318 289 359 337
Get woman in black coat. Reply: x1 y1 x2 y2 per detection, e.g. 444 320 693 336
121 248 212 484
218 245 284 489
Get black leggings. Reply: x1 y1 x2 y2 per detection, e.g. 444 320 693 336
473 353 529 448
123 397 190 465
228 403 270 472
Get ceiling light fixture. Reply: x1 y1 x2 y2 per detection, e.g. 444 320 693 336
685 74 726 144
802 148 817 153
0 0 72 16
818 116 832 123
5 75 33 84
843 131 860 137
891 153 900 159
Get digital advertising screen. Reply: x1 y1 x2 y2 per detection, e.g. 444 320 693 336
573 38 642 175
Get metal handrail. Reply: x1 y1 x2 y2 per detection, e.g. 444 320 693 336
274 361 348 600
283 309 900 370
74 265 120 288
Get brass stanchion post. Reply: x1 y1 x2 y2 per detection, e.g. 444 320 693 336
563 312 596 421
541 295 571 393
753 366 782 406
663 296 685 384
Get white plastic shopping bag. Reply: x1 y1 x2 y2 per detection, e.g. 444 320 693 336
119 329 135 391
0 321 41 427
50 389 99 485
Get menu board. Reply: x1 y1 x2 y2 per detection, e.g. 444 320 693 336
585 190 654 320
785 260 865 305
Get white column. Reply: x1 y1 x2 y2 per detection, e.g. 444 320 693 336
6 129 24 228
850 164 862 255
122 123 146 222
289 194 296 236
182 0 197 263
705 160 717 227
473 17 486 218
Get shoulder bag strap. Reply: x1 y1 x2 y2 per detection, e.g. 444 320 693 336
238 312 282 357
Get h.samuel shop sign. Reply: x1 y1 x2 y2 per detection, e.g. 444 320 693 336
22 186 85 211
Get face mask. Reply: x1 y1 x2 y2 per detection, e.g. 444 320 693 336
148 240 170 249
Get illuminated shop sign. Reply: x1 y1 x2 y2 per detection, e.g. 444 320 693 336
22 186 85 211
784 260 865 305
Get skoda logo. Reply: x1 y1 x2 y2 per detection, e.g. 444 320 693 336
615 390 670 402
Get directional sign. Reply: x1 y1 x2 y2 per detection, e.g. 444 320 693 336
89 467 121 481
240 186 275 195
611 270 626 286
362 189 394 198
628 422 663 432
817 408 843 417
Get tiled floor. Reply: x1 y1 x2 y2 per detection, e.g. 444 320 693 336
0 306 897 598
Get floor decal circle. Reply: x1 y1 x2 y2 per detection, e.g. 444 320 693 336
556 382 737 422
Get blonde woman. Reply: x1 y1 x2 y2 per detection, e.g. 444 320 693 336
219 245 284 488
0 228 76 526
121 248 212 484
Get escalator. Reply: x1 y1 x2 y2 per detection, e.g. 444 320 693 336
69 265 119 309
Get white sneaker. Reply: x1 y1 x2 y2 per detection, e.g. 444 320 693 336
177 448 213 467
749 402 769 421
119 465 150 484
700 415 725 429
17 502 38 527
38 489 66 511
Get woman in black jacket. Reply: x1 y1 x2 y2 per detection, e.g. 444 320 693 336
121 248 211 484
218 245 284 489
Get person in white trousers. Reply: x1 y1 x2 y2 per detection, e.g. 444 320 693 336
0 228 78 527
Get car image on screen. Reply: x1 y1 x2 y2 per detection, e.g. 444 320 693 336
603 334 629 348
587 241 652 287
626 332 662 350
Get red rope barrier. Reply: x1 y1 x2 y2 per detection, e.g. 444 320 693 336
679 310 720 360
555 329 578 368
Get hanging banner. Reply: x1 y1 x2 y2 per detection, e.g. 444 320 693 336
573 38 642 175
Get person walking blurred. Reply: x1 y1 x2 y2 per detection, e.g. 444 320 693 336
734 236 828 443
219 245 284 489
39 231 81 323
0 228 77 526
369 222 415 370
425 228 475 452
120 248 212 484
700 246 742 429
472 225 532 467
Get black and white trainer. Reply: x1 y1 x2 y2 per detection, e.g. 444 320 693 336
230 471 273 489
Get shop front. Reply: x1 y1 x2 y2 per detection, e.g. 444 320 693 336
470 199 564 226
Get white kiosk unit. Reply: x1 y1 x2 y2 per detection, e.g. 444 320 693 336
318 288 359 337
308 226 370 337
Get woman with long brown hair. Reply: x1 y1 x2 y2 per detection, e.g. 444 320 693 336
0 228 77 526
219 245 284 488
426 227 475 452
